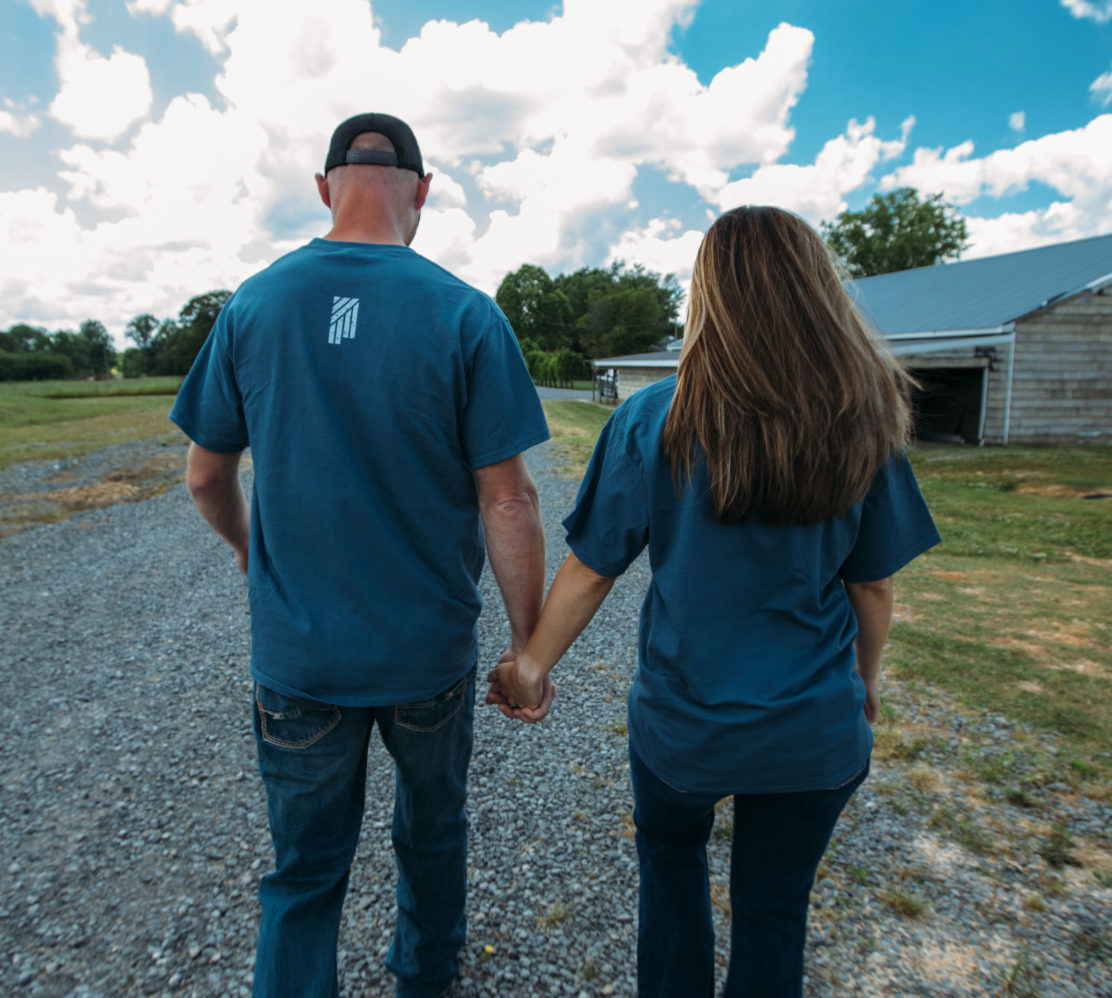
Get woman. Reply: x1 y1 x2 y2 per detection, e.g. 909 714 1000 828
488 206 940 997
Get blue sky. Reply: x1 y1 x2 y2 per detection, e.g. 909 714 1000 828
1 0 1110 345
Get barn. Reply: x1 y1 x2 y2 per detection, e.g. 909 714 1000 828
591 233 1112 445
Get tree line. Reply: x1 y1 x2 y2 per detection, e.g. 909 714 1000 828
1 188 968 384
496 261 684 386
0 290 231 382
497 188 968 382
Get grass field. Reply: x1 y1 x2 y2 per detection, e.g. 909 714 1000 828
0 377 184 469
2 385 1109 793
893 447 1112 792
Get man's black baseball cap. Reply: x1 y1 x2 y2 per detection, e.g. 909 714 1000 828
324 113 424 176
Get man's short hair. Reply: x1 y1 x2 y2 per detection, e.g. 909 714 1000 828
325 113 424 176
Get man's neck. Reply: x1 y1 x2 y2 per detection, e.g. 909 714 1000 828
321 223 407 245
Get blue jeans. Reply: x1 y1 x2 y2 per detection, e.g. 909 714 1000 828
630 745 868 998
251 668 476 998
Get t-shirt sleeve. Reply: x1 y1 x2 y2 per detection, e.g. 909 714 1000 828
561 409 649 578
840 452 941 582
168 305 249 454
460 307 550 469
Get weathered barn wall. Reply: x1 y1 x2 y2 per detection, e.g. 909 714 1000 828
987 288 1112 445
599 365 673 403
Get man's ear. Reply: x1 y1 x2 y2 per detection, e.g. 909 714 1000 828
415 172 432 210
315 172 332 209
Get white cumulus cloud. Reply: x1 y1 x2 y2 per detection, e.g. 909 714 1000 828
127 0 239 55
0 107 42 138
1092 67 1112 105
1060 0 1112 22
607 217 705 286
7 0 1112 345
712 116 913 224
27 0 89 36
880 115 1112 254
49 39 153 139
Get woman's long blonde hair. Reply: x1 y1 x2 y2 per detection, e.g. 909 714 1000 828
661 206 913 524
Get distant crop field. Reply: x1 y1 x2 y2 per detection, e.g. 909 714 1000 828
0 377 183 469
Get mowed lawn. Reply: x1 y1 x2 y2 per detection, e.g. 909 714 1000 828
0 377 184 469
544 400 1112 793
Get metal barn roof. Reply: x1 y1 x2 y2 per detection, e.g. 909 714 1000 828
849 232 1112 335
592 232 1112 368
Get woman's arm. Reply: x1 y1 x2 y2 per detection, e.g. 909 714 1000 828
486 550 616 721
845 576 894 724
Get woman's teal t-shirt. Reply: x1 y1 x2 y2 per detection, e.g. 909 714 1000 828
563 375 940 795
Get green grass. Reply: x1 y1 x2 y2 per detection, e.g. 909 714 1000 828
541 399 611 477
890 446 1112 789
0 377 184 469
877 885 926 918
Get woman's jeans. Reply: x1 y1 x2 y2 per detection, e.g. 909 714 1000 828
251 668 476 998
630 745 869 998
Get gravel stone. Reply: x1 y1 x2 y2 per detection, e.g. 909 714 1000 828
0 437 1109 996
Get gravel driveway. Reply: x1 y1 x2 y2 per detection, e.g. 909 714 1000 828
1 437 1109 997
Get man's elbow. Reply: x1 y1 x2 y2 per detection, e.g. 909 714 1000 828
186 466 224 502
186 446 241 501
482 479 540 520
845 576 894 601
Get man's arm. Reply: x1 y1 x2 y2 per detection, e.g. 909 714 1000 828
186 443 250 574
474 453 546 655
845 576 894 724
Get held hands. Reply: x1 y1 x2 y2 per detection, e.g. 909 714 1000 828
863 677 879 724
485 650 555 723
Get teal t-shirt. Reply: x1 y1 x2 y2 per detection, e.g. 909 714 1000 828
563 376 940 794
170 239 550 705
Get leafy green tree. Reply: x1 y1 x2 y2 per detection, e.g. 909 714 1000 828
78 319 115 378
1 323 51 353
495 264 573 351
147 318 179 375
821 188 969 278
120 347 147 379
148 290 231 374
497 260 681 364
554 262 681 358
0 351 72 381
124 313 160 376
126 313 159 350
553 266 614 325
553 347 586 387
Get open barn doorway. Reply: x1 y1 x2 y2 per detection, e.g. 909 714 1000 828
909 365 986 444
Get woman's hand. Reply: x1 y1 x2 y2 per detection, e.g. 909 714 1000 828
863 677 880 724
485 655 555 723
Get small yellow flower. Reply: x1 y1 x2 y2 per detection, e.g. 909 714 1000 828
484 945 494 954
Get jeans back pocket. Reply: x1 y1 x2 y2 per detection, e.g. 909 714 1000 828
394 671 472 733
255 683 342 749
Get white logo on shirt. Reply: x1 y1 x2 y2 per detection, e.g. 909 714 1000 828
329 297 359 344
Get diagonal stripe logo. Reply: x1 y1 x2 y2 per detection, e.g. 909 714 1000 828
329 296 359 344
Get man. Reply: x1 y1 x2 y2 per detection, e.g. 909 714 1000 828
170 112 551 997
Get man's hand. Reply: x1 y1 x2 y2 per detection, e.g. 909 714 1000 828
485 655 555 723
